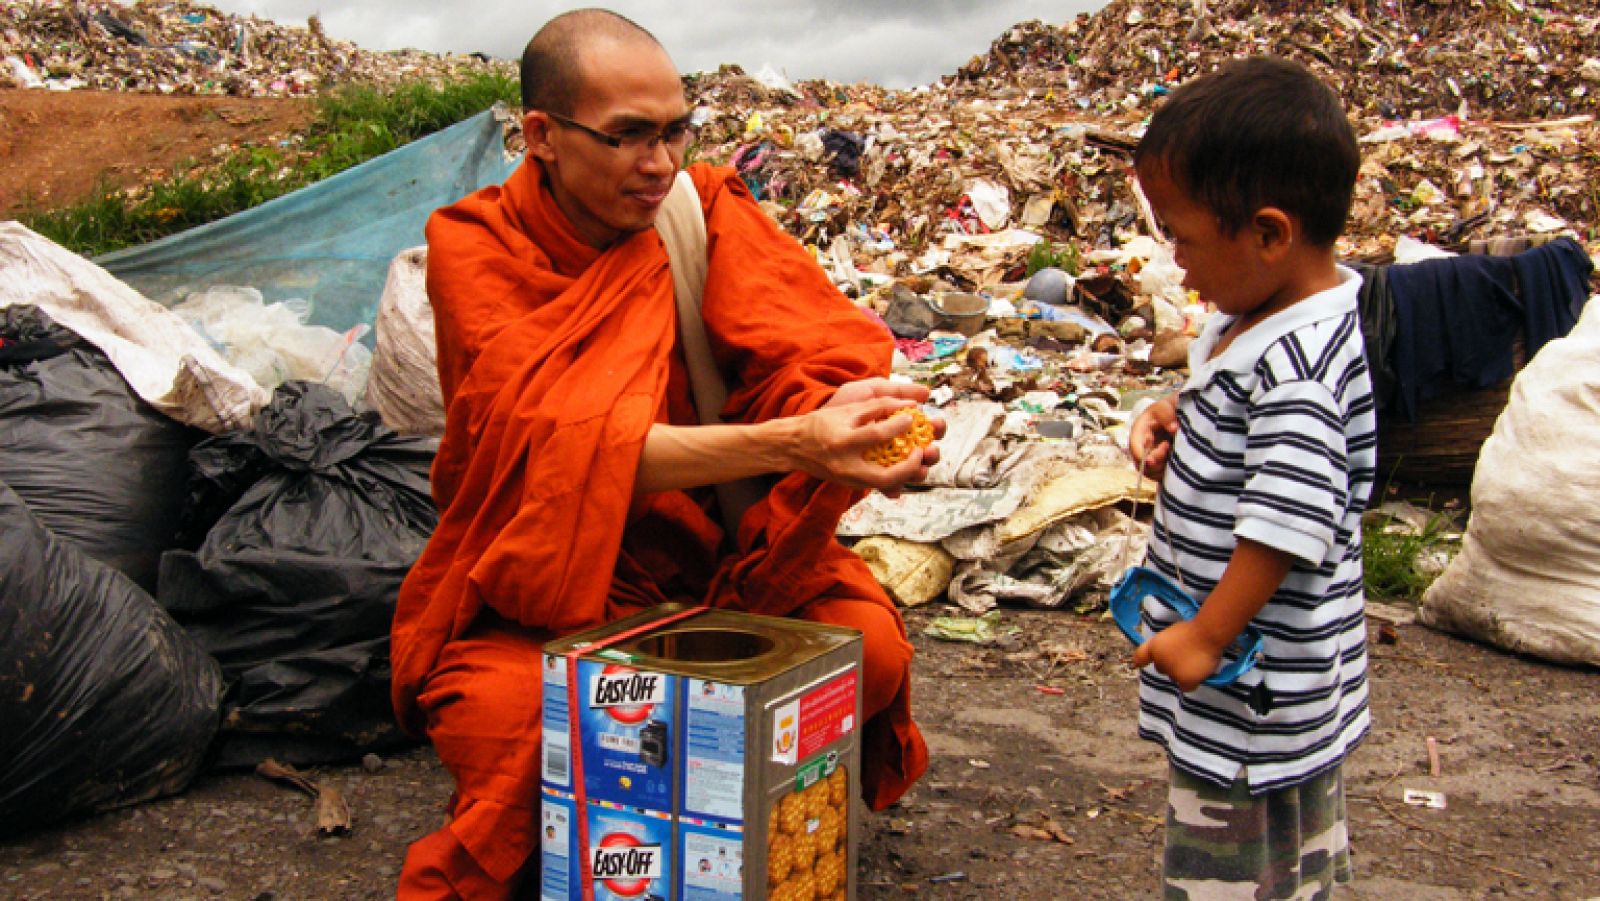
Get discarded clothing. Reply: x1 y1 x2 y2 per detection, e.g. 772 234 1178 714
1387 237 1593 420
1511 236 1593 362
821 128 867 178
1349 261 1399 412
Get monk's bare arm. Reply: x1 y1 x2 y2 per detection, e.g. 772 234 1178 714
635 394 942 495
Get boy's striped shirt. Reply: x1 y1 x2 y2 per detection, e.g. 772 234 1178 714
1137 267 1377 792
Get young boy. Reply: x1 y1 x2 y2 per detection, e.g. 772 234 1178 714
1126 56 1376 899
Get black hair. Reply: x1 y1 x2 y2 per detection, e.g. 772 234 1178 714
1134 56 1359 247
519 8 660 114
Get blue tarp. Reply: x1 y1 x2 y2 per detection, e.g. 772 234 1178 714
97 108 520 336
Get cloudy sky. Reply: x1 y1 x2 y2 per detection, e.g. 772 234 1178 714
203 1 1110 89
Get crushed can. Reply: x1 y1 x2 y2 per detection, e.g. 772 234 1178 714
540 603 862 900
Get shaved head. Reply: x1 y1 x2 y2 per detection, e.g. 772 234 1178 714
519 8 666 113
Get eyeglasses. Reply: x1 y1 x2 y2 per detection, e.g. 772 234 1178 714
543 111 696 154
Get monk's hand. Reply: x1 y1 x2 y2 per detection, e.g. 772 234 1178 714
792 396 942 495
1131 619 1224 693
826 377 928 410
826 378 948 453
1128 393 1179 481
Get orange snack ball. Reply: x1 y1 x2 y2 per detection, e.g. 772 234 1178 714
827 766 848 807
768 882 796 901
802 781 829 819
791 829 818 872
768 804 781 845
779 791 807 835
768 832 795 885
787 869 818 901
862 407 934 466
813 849 844 897
814 804 842 852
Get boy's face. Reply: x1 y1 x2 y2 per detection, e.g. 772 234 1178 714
1137 163 1279 320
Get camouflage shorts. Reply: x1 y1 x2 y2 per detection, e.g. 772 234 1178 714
1162 764 1352 900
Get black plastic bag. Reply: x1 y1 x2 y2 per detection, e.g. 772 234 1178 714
0 479 221 837
159 381 438 766
0 305 203 592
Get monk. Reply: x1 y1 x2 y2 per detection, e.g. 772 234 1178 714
390 9 937 898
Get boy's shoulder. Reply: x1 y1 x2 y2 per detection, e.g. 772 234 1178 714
1199 270 1366 387
1254 303 1366 384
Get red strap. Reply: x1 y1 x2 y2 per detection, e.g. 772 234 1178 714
565 605 709 901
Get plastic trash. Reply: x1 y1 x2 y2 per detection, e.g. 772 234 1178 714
158 381 438 765
923 610 1017 644
0 305 201 592
964 179 1013 231
0 479 222 836
173 286 372 408
1023 266 1072 305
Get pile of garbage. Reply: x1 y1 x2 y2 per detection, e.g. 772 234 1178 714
967 0 1600 123
689 0 1600 285
0 0 513 96
679 1 1600 614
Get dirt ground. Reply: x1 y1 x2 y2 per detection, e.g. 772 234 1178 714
1 91 1597 901
0 89 312 219
1 606 1597 900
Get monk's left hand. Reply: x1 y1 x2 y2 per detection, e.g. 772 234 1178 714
827 377 928 410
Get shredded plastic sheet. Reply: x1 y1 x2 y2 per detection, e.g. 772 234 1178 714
97 109 519 339
0 221 268 433
173 286 371 407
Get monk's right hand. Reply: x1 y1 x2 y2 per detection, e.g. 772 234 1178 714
1128 393 1179 481
792 394 941 497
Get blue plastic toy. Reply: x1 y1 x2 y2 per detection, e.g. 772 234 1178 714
1109 565 1264 687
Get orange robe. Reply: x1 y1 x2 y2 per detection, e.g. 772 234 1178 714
391 160 927 898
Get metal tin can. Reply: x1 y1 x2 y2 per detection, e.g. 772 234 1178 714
540 604 862 901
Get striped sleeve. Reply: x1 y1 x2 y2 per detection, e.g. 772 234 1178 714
1235 377 1349 566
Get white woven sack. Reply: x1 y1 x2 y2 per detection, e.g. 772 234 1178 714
1419 296 1600 666
0 221 267 433
365 246 445 436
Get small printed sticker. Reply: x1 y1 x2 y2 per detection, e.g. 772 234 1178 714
1402 789 1447 809
794 749 841 792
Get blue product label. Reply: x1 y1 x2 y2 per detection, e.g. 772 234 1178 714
578 660 678 811
587 805 674 901
679 819 744 900
538 790 575 901
683 679 745 823
541 653 572 791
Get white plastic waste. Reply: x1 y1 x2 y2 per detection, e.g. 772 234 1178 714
173 285 371 407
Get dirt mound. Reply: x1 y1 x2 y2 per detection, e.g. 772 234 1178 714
0 89 312 219
0 0 514 97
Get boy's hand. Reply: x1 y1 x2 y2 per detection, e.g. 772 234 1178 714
1132 620 1226 693
1128 394 1179 480
1133 540 1294 693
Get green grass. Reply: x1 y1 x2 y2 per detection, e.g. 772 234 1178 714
1025 239 1080 277
19 70 519 256
1362 508 1460 601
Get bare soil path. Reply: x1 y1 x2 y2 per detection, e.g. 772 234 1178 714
1 608 1596 900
